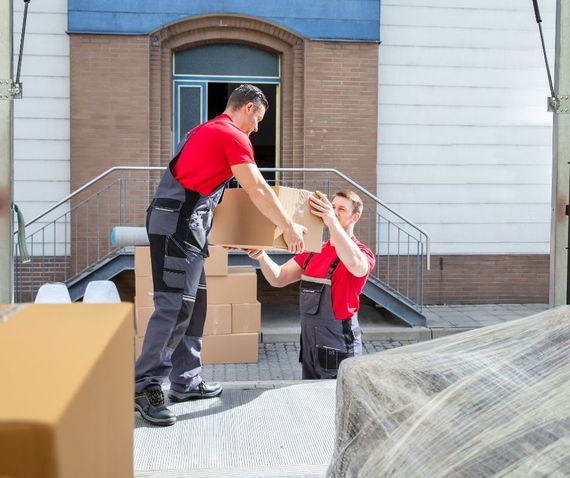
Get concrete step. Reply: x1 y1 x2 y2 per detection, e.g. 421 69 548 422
261 303 431 342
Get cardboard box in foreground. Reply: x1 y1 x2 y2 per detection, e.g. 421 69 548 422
210 186 324 252
0 304 134 478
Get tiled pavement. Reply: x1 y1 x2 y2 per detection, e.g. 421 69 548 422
202 340 415 382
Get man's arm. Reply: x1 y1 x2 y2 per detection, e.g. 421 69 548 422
309 192 370 277
246 250 303 287
231 163 306 254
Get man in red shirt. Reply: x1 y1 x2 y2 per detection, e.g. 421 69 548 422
135 85 307 426
247 190 375 379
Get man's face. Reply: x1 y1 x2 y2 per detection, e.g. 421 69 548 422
242 103 266 136
332 196 359 230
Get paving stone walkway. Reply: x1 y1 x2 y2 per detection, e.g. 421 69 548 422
202 339 418 382
203 304 549 382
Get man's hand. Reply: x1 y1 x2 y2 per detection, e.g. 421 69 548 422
282 223 307 254
244 249 265 260
309 191 336 227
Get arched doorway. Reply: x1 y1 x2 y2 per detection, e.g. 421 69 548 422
172 43 280 181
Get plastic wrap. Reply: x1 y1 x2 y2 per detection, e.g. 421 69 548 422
329 307 570 477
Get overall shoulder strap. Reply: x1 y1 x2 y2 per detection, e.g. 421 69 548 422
302 253 315 271
326 257 341 280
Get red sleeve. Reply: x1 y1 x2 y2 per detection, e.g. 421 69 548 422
223 131 255 166
359 244 376 274
293 252 310 269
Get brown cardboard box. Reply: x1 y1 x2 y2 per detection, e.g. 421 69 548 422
135 246 152 277
135 306 153 337
232 302 261 334
203 304 232 335
135 276 154 308
204 245 228 276
227 264 256 273
201 333 259 364
138 245 228 277
0 304 134 478
210 186 324 252
135 267 256 306
207 266 257 304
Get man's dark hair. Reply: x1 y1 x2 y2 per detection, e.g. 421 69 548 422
226 84 269 112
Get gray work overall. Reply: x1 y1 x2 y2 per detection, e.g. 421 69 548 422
135 134 226 394
299 254 363 379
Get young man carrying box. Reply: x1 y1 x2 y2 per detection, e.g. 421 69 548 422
135 85 307 426
247 190 375 379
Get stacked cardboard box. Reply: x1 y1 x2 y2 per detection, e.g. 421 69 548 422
134 246 153 359
202 260 260 365
134 246 260 364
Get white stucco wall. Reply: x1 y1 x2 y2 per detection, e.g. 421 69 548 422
13 0 69 230
377 0 556 255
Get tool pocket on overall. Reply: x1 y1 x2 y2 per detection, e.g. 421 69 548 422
147 199 183 236
299 282 324 315
316 345 352 371
314 326 353 370
162 255 187 289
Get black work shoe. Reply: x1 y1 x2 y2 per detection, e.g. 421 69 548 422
169 381 223 402
135 385 176 426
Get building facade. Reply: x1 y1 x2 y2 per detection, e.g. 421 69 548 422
13 0 555 304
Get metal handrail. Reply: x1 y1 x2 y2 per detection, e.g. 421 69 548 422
16 166 430 269
16 166 165 230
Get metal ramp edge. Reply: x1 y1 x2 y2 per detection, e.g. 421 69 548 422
67 250 426 327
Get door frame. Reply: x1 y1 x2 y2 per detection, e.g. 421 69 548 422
172 74 281 168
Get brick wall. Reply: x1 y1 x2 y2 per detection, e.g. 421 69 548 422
70 35 151 188
423 255 549 304
69 35 151 289
303 41 378 195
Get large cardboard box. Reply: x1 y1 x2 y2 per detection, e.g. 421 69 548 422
232 302 261 334
135 246 152 277
204 245 228 276
207 266 257 304
201 333 259 364
0 304 134 478
210 186 324 252
203 304 232 335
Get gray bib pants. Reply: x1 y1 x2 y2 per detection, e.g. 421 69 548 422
135 134 227 393
299 255 363 379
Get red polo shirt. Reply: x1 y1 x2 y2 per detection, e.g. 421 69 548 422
172 114 255 195
294 238 376 320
